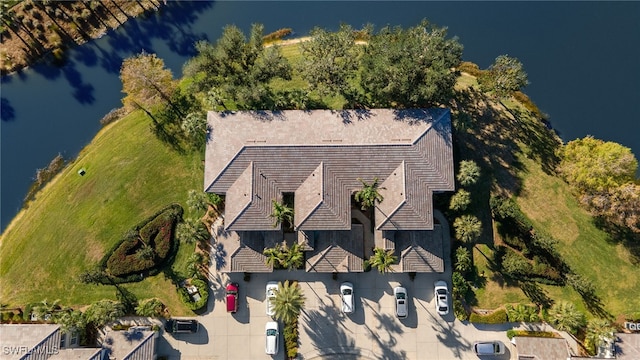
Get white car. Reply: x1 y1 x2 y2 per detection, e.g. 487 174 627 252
265 321 279 355
434 280 449 316
265 281 278 317
393 286 408 319
340 282 354 314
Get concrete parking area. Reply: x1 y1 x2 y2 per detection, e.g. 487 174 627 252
157 269 515 360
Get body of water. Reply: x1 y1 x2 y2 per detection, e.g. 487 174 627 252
2 1 639 232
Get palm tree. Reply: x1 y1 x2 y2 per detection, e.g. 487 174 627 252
369 247 397 274
263 246 284 269
273 280 305 324
585 318 615 355
453 215 483 243
506 304 539 322
457 160 481 186
55 309 86 337
454 247 472 274
33 299 61 320
547 301 586 334
84 300 125 328
186 252 205 279
354 177 385 210
270 199 294 229
176 217 210 244
187 189 209 214
135 298 165 318
282 243 304 271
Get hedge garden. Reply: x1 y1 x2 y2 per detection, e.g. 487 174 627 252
98 204 183 283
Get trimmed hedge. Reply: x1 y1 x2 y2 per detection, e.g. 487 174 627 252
469 309 507 324
507 329 558 339
284 317 299 359
99 203 183 280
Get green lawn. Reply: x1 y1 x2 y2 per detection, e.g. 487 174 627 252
466 88 640 317
0 111 203 314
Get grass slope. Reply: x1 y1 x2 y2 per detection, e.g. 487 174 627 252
0 111 202 314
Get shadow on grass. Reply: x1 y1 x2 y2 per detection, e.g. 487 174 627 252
520 282 553 309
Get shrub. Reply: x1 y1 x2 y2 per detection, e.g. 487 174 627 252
178 279 209 311
469 309 508 324
452 271 470 300
507 329 557 339
262 28 293 43
100 108 126 126
506 304 540 322
457 61 485 77
449 189 471 212
283 317 299 358
453 299 469 321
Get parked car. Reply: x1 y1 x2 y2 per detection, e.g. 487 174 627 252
226 282 239 313
473 341 505 355
393 286 408 319
165 319 198 334
266 281 278 317
265 321 279 355
434 280 449 316
340 282 354 314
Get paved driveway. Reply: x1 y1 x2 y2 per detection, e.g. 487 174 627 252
157 270 515 360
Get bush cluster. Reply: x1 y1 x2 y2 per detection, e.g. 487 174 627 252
457 61 485 78
507 329 557 340
469 309 507 324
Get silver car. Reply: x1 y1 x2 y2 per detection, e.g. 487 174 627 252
340 282 354 314
473 341 505 355
393 286 408 319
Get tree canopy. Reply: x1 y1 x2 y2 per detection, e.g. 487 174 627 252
559 136 637 194
300 24 360 98
479 55 529 98
120 52 177 112
183 23 292 108
360 20 463 107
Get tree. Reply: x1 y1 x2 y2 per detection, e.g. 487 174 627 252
120 52 177 113
584 182 640 233
186 252 205 279
449 189 471 212
547 301 586 334
300 24 359 98
135 298 165 318
369 247 397 274
479 55 529 99
451 271 469 300
454 247 472 274
183 23 291 105
354 177 385 210
187 189 209 214
56 309 86 336
181 111 208 148
585 318 615 355
559 136 637 194
453 215 482 243
84 300 125 328
273 280 305 324
270 200 294 229
457 160 481 186
263 246 284 269
360 20 463 107
32 299 61 320
281 243 304 271
176 217 210 244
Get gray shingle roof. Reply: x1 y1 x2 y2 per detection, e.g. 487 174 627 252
205 109 454 232
515 337 570 360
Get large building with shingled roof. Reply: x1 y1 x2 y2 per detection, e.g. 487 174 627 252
205 108 454 273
